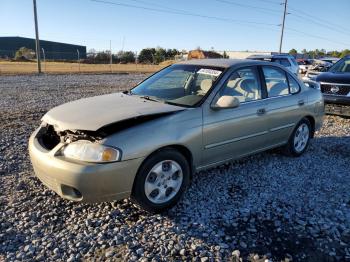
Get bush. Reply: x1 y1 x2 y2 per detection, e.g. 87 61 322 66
15 47 35 60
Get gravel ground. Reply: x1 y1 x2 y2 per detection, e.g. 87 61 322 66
1 74 350 262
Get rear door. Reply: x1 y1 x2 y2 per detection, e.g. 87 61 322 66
201 66 270 167
260 65 304 145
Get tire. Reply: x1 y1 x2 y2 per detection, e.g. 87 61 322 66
131 148 190 213
283 118 312 157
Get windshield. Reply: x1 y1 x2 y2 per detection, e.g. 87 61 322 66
329 57 350 73
131 64 224 107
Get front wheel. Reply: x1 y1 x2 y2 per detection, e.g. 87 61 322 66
283 118 312 157
131 149 190 213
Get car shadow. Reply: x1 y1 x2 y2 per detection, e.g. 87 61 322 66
161 135 350 261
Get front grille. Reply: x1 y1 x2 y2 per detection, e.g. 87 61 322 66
321 83 350 96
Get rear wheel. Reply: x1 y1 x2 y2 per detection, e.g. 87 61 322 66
131 149 190 213
283 118 312 157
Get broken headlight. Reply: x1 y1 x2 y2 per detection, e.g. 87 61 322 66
62 141 121 163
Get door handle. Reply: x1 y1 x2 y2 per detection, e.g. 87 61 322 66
257 108 266 115
298 100 305 106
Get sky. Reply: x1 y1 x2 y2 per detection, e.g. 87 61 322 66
0 0 349 53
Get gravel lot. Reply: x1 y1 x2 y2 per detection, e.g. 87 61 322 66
1 74 350 262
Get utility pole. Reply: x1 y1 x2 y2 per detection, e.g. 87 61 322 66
279 0 288 54
33 0 41 73
110 40 112 73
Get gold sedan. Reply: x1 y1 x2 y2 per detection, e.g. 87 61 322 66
29 59 324 212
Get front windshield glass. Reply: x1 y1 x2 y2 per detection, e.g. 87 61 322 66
329 57 350 73
131 64 224 107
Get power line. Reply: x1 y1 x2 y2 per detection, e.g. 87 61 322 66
288 5 350 34
214 0 350 36
288 11 350 36
213 0 282 15
90 0 349 49
285 27 349 46
244 0 282 5
90 0 279 27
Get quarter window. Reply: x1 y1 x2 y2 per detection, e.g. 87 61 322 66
262 66 289 97
219 67 262 103
287 74 300 94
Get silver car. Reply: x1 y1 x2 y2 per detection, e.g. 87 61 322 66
29 59 324 212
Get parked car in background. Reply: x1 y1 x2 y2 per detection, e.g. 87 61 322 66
303 59 334 81
303 57 340 81
313 55 350 116
298 59 313 75
247 54 299 75
320 57 340 65
29 59 324 212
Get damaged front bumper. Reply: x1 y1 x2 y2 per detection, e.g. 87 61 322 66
28 127 144 203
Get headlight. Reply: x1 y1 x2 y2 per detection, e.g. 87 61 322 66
62 141 121 163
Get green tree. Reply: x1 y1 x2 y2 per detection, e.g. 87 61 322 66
289 48 298 56
340 49 350 58
154 47 167 64
138 48 156 64
117 51 135 63
223 51 229 59
165 48 179 59
94 51 110 63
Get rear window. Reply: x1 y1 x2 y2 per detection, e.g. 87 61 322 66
262 66 289 97
272 58 291 67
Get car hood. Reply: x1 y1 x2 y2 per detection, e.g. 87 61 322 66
316 72 350 84
42 93 185 132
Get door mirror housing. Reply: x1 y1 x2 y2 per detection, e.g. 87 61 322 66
303 80 320 90
212 96 240 109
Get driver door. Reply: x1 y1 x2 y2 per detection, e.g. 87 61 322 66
201 66 270 167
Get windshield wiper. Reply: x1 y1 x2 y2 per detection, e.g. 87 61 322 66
139 95 163 103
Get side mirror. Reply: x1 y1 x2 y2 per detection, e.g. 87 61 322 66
212 96 240 109
303 80 320 90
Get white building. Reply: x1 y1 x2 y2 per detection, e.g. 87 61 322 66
218 50 272 59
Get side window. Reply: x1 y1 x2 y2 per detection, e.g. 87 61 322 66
219 67 261 103
288 74 300 94
262 66 289 97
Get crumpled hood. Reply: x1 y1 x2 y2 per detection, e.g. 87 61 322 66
42 93 184 131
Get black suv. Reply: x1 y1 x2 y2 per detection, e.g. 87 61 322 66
316 55 350 116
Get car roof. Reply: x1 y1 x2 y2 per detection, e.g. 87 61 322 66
176 58 275 68
247 54 292 59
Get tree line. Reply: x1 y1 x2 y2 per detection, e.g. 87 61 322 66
289 48 350 58
86 47 180 64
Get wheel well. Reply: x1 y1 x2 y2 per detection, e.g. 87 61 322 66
160 145 194 178
143 145 194 178
304 115 315 137
131 145 194 195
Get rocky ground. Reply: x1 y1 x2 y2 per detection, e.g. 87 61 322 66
0 74 349 262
